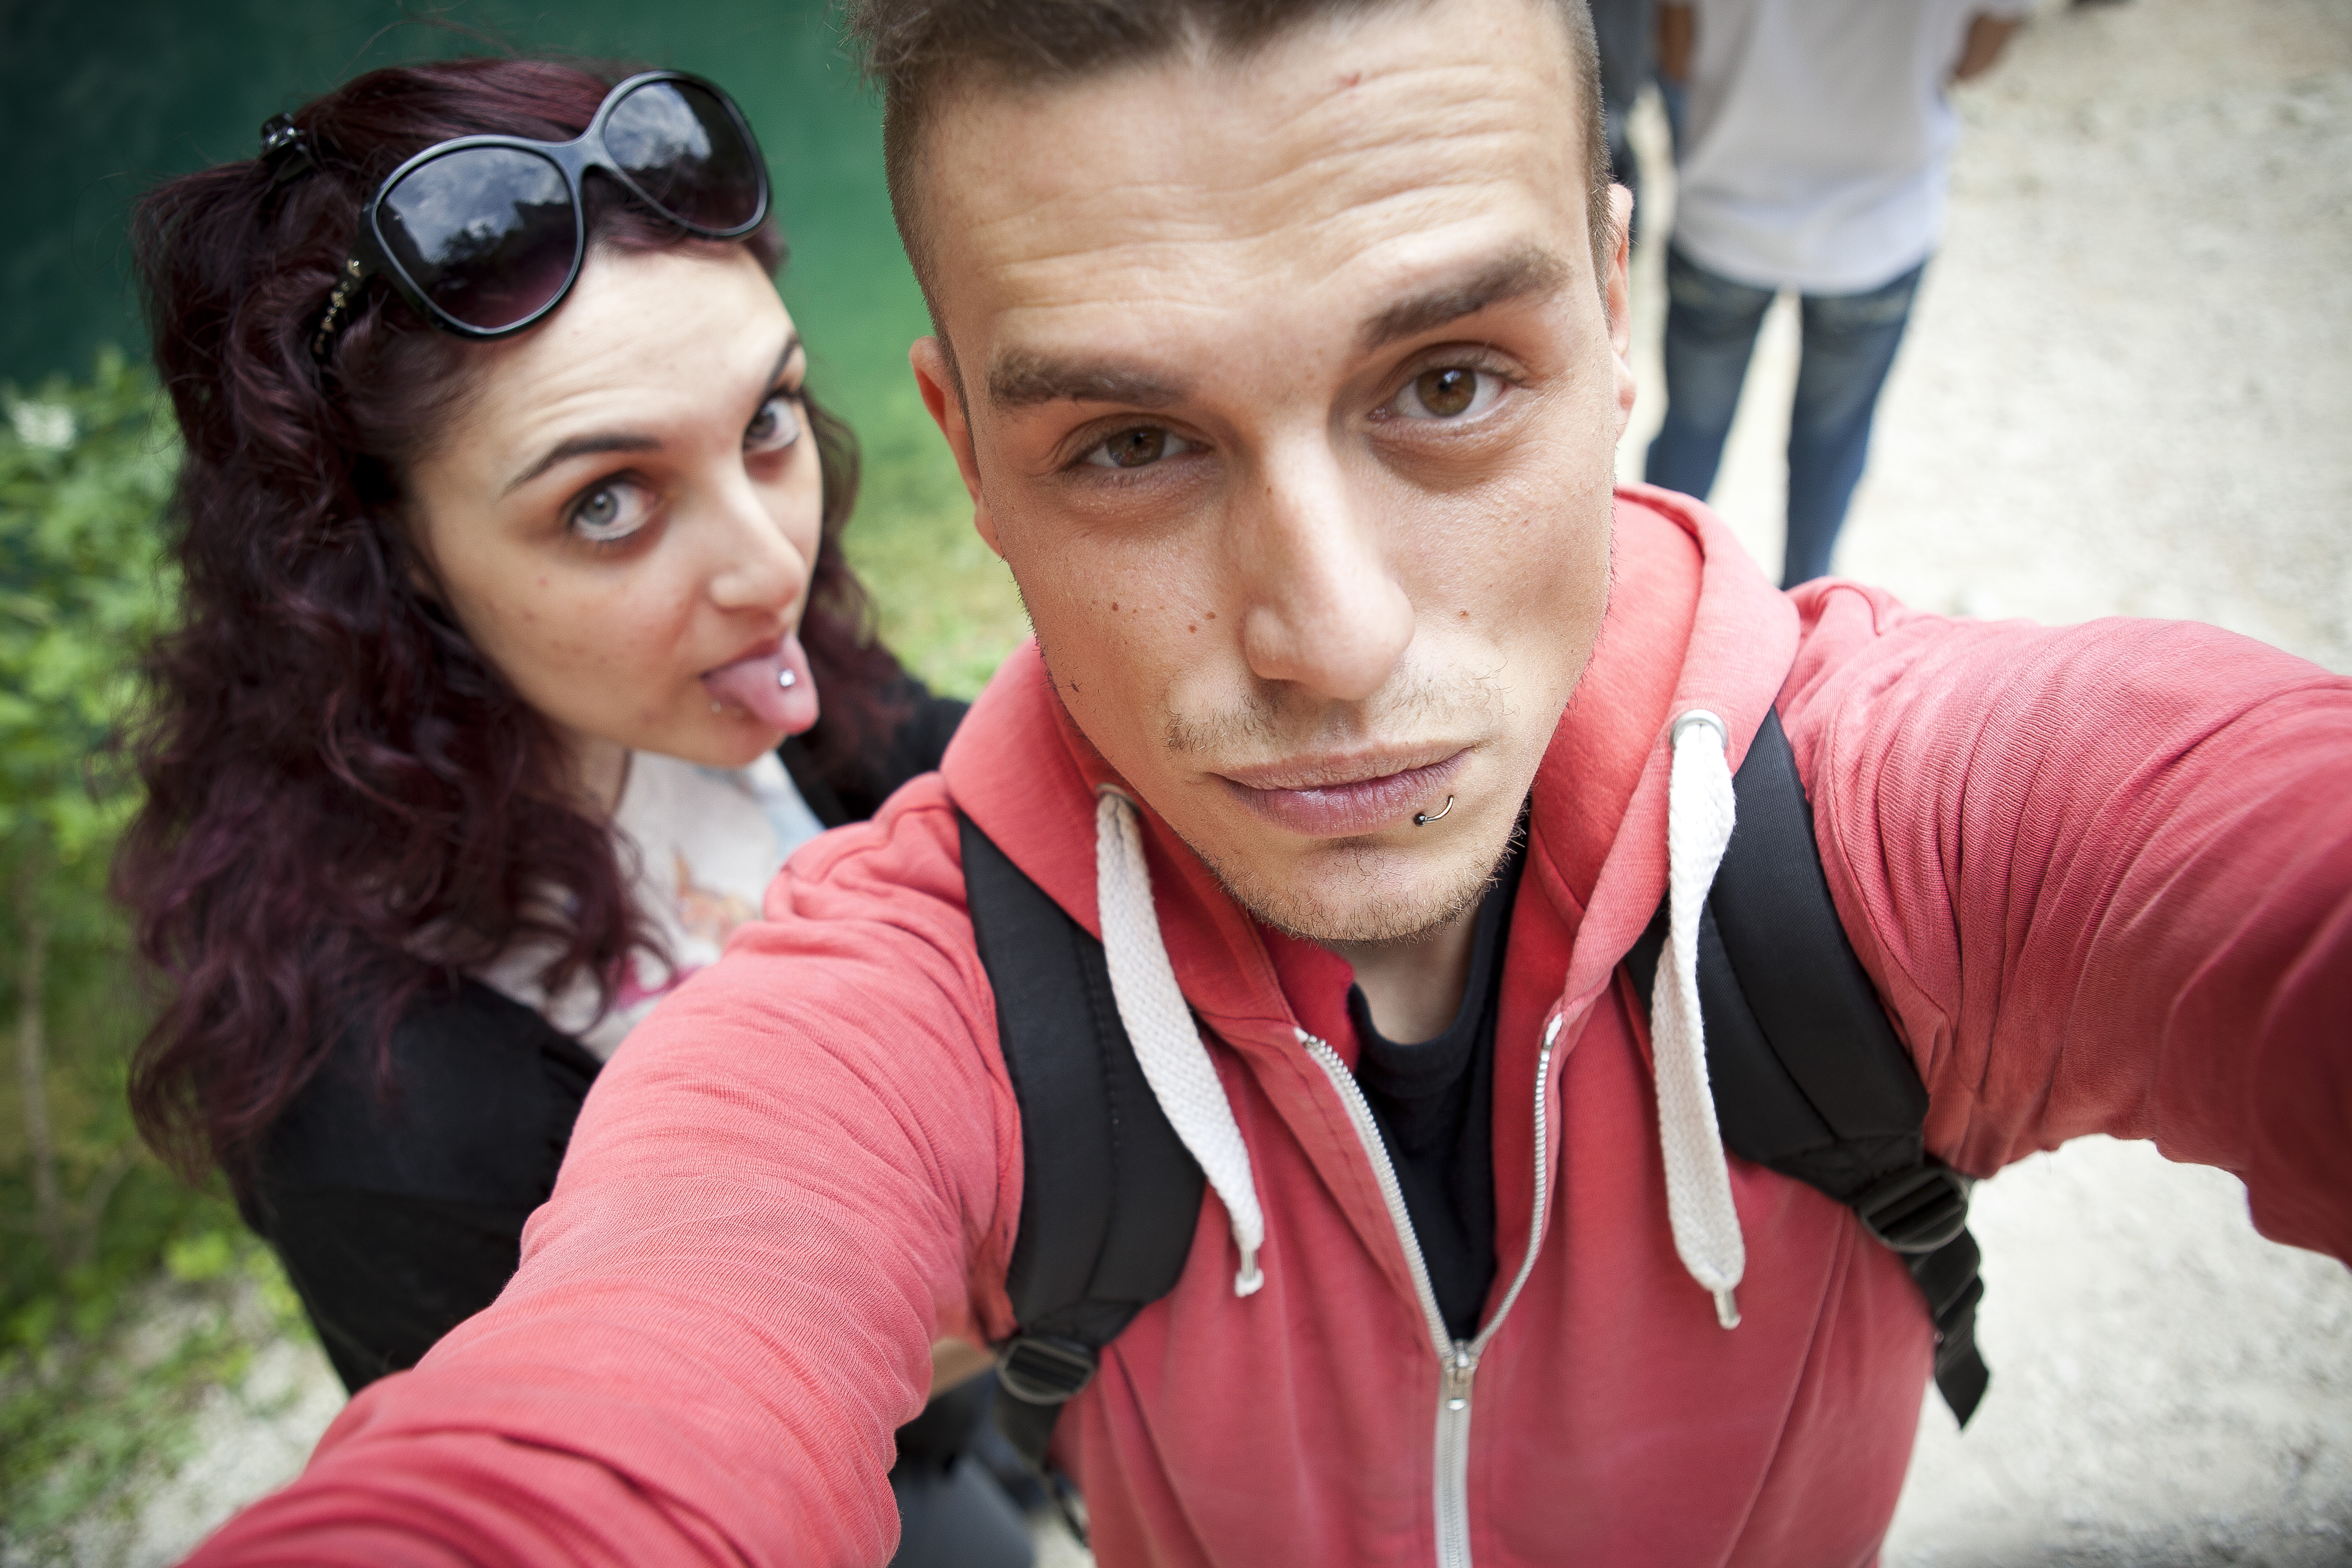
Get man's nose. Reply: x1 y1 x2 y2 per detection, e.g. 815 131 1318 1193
1233 440 1414 702
705 475 811 618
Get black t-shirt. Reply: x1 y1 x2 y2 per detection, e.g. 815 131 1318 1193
1345 835 1527 1343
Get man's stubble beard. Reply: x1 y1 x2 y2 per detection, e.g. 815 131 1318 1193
1033 622 1529 946
1178 812 1524 947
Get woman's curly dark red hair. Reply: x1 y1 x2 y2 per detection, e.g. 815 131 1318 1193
116 56 904 1185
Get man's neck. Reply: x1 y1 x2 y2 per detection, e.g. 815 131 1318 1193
1327 899 1483 1045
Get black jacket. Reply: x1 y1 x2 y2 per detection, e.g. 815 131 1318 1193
245 681 967 1394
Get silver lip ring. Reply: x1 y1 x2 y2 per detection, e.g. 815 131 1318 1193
1413 795 1455 826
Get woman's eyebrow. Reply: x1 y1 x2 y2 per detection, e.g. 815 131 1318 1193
503 431 662 496
501 335 805 496
768 333 804 386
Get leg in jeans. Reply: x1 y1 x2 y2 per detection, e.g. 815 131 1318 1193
1782 258 1927 586
887 1374 1035 1568
1645 245 1778 508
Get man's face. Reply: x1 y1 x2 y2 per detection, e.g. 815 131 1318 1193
913 0 1635 944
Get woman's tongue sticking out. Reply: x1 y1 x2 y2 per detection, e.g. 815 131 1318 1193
701 634 820 733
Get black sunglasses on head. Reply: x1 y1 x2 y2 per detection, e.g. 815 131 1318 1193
302 71 769 358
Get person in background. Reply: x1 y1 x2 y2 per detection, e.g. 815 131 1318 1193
1646 0 2030 585
1589 0 1655 235
114 57 1025 1568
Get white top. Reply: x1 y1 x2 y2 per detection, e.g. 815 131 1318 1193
475 750 825 1060
1669 0 2034 295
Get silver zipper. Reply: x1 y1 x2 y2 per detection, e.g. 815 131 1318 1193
1301 1016 1560 1568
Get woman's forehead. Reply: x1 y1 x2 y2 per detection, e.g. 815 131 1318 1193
407 245 792 507
461 249 787 441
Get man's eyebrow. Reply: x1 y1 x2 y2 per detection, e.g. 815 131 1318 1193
1358 246 1573 353
502 334 802 496
987 350 1191 411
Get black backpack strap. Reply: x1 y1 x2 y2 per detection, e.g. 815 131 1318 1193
958 813 1207 1482
1626 709 1990 1424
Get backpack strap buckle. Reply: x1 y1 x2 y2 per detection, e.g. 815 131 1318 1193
1854 1164 1973 1254
995 1334 1100 1406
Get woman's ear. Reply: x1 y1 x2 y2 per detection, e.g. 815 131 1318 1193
390 514 447 605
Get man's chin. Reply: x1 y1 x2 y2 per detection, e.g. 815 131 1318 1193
1181 822 1511 949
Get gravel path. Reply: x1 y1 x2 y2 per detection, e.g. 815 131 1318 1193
108 0 2352 1562
1618 1 2352 1562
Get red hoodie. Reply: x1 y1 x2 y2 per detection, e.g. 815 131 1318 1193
188 492 2352 1567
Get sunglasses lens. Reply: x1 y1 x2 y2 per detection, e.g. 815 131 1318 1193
377 146 577 332
604 80 763 233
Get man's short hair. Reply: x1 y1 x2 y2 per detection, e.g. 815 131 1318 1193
846 0 1615 341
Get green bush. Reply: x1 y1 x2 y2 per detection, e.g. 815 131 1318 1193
0 352 299 1550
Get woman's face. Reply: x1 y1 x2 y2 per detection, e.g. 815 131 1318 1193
404 245 823 795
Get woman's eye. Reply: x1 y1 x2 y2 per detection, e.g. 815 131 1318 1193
1082 427 1198 470
567 478 656 545
745 393 803 455
1388 366 1503 422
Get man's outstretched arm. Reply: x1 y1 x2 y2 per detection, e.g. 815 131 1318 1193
1784 587 2352 1264
188 785 1018 1566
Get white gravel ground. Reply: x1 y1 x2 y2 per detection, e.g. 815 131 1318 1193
1617 0 2352 1563
105 0 2352 1563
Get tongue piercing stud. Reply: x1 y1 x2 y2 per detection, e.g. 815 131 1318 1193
778 668 797 689
1414 795 1455 827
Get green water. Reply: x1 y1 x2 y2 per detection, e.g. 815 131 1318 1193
1 0 1022 690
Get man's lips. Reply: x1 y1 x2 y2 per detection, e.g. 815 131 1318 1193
1218 749 1468 838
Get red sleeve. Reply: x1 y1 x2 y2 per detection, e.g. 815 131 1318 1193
1779 583 2352 1264
188 783 1021 1567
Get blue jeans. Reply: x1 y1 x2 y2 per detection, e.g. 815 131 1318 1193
1643 245 1926 587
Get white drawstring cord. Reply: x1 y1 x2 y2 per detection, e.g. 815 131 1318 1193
1652 711 1747 1329
1094 789 1268 1296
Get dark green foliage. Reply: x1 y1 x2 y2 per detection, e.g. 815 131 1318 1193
0 353 313 1551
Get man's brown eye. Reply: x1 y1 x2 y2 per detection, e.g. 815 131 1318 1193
1082 425 1197 471
1104 428 1166 467
1416 368 1477 417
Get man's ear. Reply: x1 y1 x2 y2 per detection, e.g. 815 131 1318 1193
910 336 1003 559
1605 183 1637 438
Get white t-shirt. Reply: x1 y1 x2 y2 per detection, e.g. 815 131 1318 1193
1669 0 2034 295
476 750 825 1059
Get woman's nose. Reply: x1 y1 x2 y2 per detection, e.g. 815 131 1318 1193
705 475 813 618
